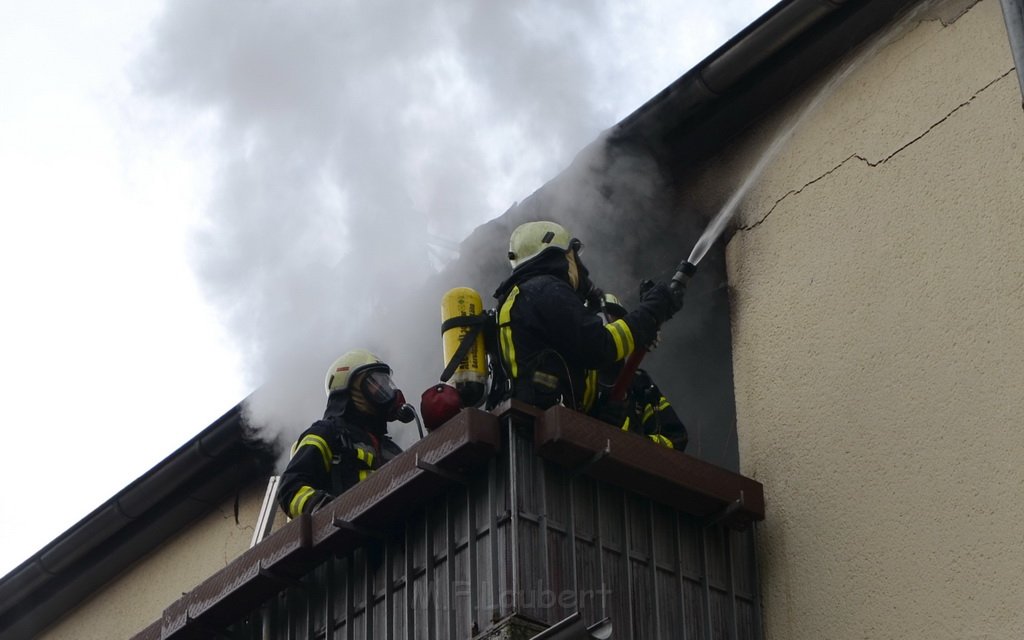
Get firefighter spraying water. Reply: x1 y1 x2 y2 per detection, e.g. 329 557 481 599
608 175 759 402
423 221 685 429
607 258 695 403
421 207 759 438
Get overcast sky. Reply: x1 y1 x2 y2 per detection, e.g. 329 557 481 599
0 0 777 577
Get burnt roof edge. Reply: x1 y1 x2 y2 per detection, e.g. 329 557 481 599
0 399 276 640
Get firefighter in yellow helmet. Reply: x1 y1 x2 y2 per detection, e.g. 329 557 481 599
277 350 413 518
492 221 683 411
593 292 689 451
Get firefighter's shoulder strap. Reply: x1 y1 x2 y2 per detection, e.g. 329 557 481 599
439 312 490 383
439 309 509 409
482 309 510 409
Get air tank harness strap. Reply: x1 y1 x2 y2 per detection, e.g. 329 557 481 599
439 314 488 383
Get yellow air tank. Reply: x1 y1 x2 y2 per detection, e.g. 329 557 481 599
441 287 487 407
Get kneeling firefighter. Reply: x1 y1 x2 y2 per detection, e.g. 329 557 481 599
278 349 413 518
491 220 684 412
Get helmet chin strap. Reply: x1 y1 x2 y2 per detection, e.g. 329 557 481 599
566 251 580 289
567 249 593 295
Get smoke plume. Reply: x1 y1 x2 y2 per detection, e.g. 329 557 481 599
133 0 770 462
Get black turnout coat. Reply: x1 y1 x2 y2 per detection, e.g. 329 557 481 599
492 251 660 412
278 395 402 519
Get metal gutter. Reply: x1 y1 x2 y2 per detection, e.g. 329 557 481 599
610 0 922 163
702 0 850 93
1000 0 1024 105
610 0 846 145
0 401 276 640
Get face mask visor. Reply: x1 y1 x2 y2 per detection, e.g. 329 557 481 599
361 370 399 407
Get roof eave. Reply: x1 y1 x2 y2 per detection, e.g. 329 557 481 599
0 401 276 640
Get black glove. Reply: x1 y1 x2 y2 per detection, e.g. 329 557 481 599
639 281 683 324
305 490 335 515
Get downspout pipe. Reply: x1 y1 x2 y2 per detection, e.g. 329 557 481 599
1000 0 1024 108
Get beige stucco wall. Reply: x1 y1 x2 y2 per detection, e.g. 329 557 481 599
38 482 268 640
708 0 1024 638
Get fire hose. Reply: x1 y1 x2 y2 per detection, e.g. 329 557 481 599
607 259 696 402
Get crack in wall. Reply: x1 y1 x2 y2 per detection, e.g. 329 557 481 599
213 496 257 534
922 0 984 27
738 67 1015 232
868 1 983 91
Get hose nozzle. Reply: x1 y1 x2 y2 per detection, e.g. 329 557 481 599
670 260 697 290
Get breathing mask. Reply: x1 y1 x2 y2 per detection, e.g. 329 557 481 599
355 370 414 422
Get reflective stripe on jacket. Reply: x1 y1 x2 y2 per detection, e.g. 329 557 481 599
278 414 402 518
497 276 633 411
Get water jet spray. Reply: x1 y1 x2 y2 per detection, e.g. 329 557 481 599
607 9 915 404
685 2 916 268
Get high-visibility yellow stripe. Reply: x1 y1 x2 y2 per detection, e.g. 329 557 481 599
289 485 316 518
358 470 373 482
295 434 332 473
604 321 627 360
603 319 634 361
642 398 671 426
356 447 374 467
582 369 598 411
498 286 520 378
648 434 674 449
642 404 655 424
533 371 559 389
621 416 631 431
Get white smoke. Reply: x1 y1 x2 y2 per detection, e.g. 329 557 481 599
133 0 774 459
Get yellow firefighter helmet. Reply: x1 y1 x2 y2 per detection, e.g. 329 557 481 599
507 221 579 270
324 349 390 396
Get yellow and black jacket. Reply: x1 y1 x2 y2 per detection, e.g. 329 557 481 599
278 399 402 519
492 252 661 412
596 368 689 451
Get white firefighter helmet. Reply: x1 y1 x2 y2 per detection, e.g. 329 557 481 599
324 349 390 396
507 221 579 270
